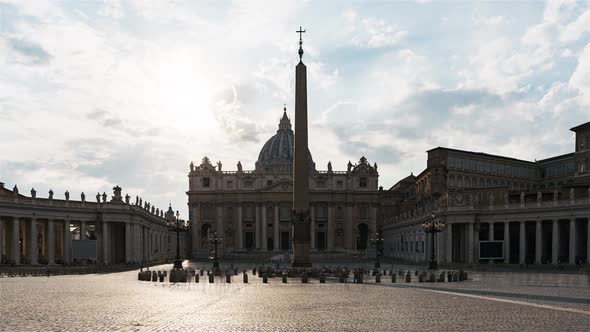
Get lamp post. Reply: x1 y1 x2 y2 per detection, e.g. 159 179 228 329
421 212 446 270
209 231 222 275
167 209 187 270
370 231 384 269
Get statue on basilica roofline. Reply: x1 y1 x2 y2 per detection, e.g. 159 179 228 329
327 161 332 173
30 188 36 198
217 161 222 173
48 189 54 200
537 190 542 203
374 162 378 172
13 185 18 196
139 197 142 206
135 195 139 205
102 192 107 203
237 161 243 172
190 161 194 172
81 192 86 202
96 192 100 203
65 190 70 201
125 193 130 204
347 160 352 172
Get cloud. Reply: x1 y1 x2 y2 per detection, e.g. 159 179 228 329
344 10 407 48
2 37 52 65
85 109 160 137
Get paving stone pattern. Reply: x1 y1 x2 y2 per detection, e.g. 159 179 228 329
1 263 589 331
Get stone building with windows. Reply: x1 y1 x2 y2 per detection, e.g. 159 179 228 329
383 122 590 266
187 108 381 258
0 184 187 266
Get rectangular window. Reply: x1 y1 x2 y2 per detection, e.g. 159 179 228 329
359 206 368 219
244 180 253 188
280 206 291 220
202 177 210 188
316 180 326 188
359 177 367 188
316 206 328 220
202 206 211 220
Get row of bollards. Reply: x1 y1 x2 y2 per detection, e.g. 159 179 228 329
139 268 467 284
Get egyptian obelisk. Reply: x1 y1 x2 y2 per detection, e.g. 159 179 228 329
292 27 312 267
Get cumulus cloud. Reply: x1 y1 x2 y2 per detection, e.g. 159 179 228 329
344 10 407 48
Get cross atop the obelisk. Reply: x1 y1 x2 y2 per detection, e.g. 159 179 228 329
296 26 306 60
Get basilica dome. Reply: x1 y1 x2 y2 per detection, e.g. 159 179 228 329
255 109 315 173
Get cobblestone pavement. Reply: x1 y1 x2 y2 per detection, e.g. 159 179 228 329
1 263 589 331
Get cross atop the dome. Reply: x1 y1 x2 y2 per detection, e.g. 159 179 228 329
296 26 306 60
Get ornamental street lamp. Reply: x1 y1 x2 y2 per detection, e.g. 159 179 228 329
370 231 384 269
209 231 223 275
167 207 187 270
421 212 446 270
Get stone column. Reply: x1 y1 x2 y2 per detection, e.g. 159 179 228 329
261 205 267 250
47 220 55 265
125 222 132 263
534 220 542 264
489 222 494 241
274 205 279 251
468 222 475 264
255 205 260 249
80 221 86 240
217 205 223 240
519 221 526 264
310 205 315 250
552 220 558 264
327 205 334 251
0 218 3 259
504 221 510 264
587 219 590 264
11 218 20 264
64 219 71 263
29 219 38 265
569 218 576 265
237 205 243 249
446 223 454 264
346 205 353 250
102 222 109 264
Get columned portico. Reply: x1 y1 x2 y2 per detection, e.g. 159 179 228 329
261 205 267 250
273 205 279 251
28 218 38 265
552 219 558 264
519 221 526 264
535 220 542 264
12 217 20 264
504 221 510 264
569 218 576 264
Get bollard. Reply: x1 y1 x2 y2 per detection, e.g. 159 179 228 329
152 271 158 282
358 273 363 284
438 272 445 282
447 271 453 282
452 272 458 282
159 273 164 283
253 268 257 276
319 274 326 283
415 270 419 276
391 273 396 283
243 272 248 284
195 274 200 283
375 274 381 283
208 273 214 283
263 273 268 283
226 274 231 283
282 274 288 283
302 275 308 283
405 272 411 283
234 269 238 276
200 269 204 276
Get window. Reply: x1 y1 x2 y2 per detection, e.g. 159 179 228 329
202 177 210 188
359 206 368 219
244 206 254 220
244 180 253 188
336 180 343 188
316 206 328 220
316 180 326 188
359 177 367 188
202 206 211 220
227 180 233 189
280 206 291 220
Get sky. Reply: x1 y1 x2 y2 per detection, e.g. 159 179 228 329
1 0 589 218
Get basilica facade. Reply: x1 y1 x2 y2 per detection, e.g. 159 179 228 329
187 109 380 258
